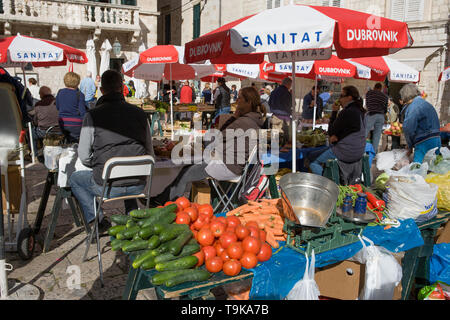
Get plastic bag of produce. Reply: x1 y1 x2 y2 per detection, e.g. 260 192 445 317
286 250 320 300
418 282 450 300
425 172 450 211
43 146 63 170
375 173 390 192
385 173 438 222
376 149 409 171
423 147 450 174
350 235 402 300
387 162 429 178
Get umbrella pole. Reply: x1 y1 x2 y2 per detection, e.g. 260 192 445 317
22 66 36 164
313 75 317 130
291 59 297 173
0 166 8 299
170 64 174 140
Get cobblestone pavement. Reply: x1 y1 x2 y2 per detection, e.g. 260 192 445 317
3 161 157 300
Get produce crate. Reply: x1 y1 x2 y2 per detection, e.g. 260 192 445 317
1 165 22 215
126 97 143 106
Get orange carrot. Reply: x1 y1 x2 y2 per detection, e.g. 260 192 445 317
265 230 279 248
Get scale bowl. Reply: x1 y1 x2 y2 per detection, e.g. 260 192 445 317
279 172 339 228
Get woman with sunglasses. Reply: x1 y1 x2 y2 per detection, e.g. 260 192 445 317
310 85 367 176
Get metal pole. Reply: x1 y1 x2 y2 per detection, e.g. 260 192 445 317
169 64 174 140
22 66 36 164
0 165 8 299
291 59 297 173
313 75 318 130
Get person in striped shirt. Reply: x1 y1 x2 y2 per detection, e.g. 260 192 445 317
365 83 388 153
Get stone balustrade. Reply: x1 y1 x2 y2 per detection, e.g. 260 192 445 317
0 0 140 32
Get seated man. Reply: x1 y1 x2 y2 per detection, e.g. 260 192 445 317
69 70 154 231
30 86 60 153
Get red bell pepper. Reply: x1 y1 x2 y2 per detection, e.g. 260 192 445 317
367 202 383 221
349 184 363 193
365 191 385 209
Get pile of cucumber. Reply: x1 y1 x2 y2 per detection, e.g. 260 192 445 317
108 203 211 288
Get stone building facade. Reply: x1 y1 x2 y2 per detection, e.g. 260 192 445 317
157 0 449 121
0 0 160 97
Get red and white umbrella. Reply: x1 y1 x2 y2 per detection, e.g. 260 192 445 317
439 67 450 82
122 45 216 139
184 4 413 172
0 34 87 67
185 4 413 65
347 56 420 83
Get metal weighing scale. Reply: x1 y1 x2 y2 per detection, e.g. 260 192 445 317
279 173 374 256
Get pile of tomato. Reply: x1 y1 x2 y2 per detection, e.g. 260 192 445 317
167 197 273 276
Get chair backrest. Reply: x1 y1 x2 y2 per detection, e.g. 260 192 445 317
0 82 23 149
102 155 155 181
247 144 259 166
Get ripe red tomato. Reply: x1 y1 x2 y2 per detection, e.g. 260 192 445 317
191 203 199 210
215 216 228 227
214 241 225 257
220 250 231 262
227 216 241 229
175 212 191 225
197 228 215 246
247 226 260 239
202 246 216 261
242 236 261 255
193 250 205 267
223 259 242 276
205 256 223 273
184 207 198 223
175 196 191 210
235 225 250 240
198 204 214 219
219 232 238 249
192 214 209 230
259 230 267 242
209 221 226 238
257 243 272 262
245 221 259 229
226 226 236 234
240 252 258 269
227 242 244 260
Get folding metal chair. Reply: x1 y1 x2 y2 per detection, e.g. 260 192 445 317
82 155 155 287
209 145 259 213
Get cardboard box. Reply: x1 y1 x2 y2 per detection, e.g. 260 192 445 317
1 165 22 215
191 181 211 205
315 254 404 300
436 221 450 244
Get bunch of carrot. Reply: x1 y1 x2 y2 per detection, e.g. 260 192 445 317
226 199 286 248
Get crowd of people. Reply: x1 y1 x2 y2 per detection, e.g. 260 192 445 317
1 65 445 232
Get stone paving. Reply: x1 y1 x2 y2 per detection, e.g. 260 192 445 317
3 161 158 300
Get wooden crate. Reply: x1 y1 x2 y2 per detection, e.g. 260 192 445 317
1 165 22 215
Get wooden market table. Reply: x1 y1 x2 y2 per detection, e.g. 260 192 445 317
122 251 253 300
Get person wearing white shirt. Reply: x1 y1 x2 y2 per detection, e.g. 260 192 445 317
28 77 40 101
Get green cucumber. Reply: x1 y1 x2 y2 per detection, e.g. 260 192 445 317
116 226 140 240
140 205 178 228
111 239 128 251
151 222 169 235
159 224 190 242
122 239 149 252
138 226 154 239
126 219 138 228
111 214 132 225
151 270 196 286
141 256 157 270
129 208 154 219
154 244 200 264
164 270 211 288
108 225 126 237
132 233 142 241
147 235 160 249
187 238 198 246
132 250 153 269
168 230 193 256
155 256 198 272
151 241 173 256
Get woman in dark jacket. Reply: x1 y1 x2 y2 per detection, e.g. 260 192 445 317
212 77 231 125
310 86 366 176
55 72 86 143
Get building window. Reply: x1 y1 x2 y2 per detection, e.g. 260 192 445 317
267 0 281 9
87 0 137 5
321 0 344 7
391 0 424 22
164 14 171 45
193 3 201 39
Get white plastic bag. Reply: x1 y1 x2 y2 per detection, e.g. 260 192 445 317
386 162 429 178
349 236 402 300
286 250 320 300
376 149 409 171
43 146 63 170
423 147 450 174
385 173 438 222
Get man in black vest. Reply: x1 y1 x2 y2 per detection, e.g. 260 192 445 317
69 70 154 231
